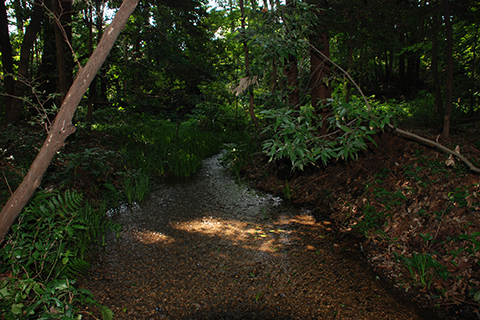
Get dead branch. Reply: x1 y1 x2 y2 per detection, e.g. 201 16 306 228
388 124 480 174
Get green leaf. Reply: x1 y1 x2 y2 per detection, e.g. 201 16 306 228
339 125 352 133
0 287 11 298
11 303 24 315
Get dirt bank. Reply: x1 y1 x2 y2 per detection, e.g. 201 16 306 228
244 128 480 319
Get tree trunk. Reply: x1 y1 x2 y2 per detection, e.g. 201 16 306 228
86 7 96 123
6 0 43 124
96 0 108 101
443 0 453 138
12 0 24 32
0 0 15 115
431 22 442 116
398 32 406 94
240 0 260 132
283 0 299 108
309 0 330 134
285 54 300 108
52 0 73 105
282 0 299 108
0 0 140 245
39 9 58 113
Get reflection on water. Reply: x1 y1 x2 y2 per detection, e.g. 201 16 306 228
80 153 429 320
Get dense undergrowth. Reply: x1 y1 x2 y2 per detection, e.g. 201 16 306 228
0 106 239 319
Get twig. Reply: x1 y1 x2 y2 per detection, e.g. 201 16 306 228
434 204 449 240
2 172 12 195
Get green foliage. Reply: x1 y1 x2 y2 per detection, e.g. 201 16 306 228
53 148 119 187
354 202 385 236
0 190 117 319
0 125 47 203
114 116 221 177
261 98 391 171
221 136 261 179
395 252 449 290
120 170 150 204
448 187 470 208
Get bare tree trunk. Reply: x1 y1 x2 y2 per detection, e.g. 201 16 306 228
443 0 453 138
6 0 43 124
0 0 14 115
431 25 442 116
0 0 139 245
240 0 260 132
309 0 330 134
86 9 96 123
283 0 299 108
285 54 300 108
52 0 73 105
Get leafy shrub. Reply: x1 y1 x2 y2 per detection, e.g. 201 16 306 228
260 98 391 171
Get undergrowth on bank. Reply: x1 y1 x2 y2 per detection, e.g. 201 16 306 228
0 108 233 319
0 190 118 319
350 149 480 310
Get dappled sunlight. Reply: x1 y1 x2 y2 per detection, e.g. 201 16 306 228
131 229 175 245
171 215 293 254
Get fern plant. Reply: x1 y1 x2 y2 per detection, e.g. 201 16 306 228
0 189 115 319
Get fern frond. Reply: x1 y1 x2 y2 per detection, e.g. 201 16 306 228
63 258 91 278
98 304 114 320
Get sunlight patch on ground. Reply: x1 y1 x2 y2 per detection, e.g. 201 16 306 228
171 216 292 253
132 229 174 245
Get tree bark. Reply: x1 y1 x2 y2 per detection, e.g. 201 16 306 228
239 0 260 132
431 21 442 116
39 8 58 112
443 0 453 138
309 0 330 134
0 0 14 114
0 0 140 245
52 0 73 105
283 0 299 108
6 0 43 123
285 54 300 108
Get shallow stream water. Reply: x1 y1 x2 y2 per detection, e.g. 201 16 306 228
80 153 430 319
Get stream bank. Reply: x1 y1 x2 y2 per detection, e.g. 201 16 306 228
243 129 480 319
80 153 432 319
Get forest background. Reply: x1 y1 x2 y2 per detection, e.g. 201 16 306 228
0 0 479 318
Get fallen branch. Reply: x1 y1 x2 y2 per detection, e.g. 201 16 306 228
389 124 480 174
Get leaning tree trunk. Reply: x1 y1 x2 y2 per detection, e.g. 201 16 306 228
0 0 139 245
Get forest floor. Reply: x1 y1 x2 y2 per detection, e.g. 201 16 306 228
242 123 480 319
80 153 435 320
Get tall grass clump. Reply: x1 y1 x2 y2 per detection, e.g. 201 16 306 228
114 116 222 178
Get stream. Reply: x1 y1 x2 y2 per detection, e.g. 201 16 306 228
79 153 430 319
